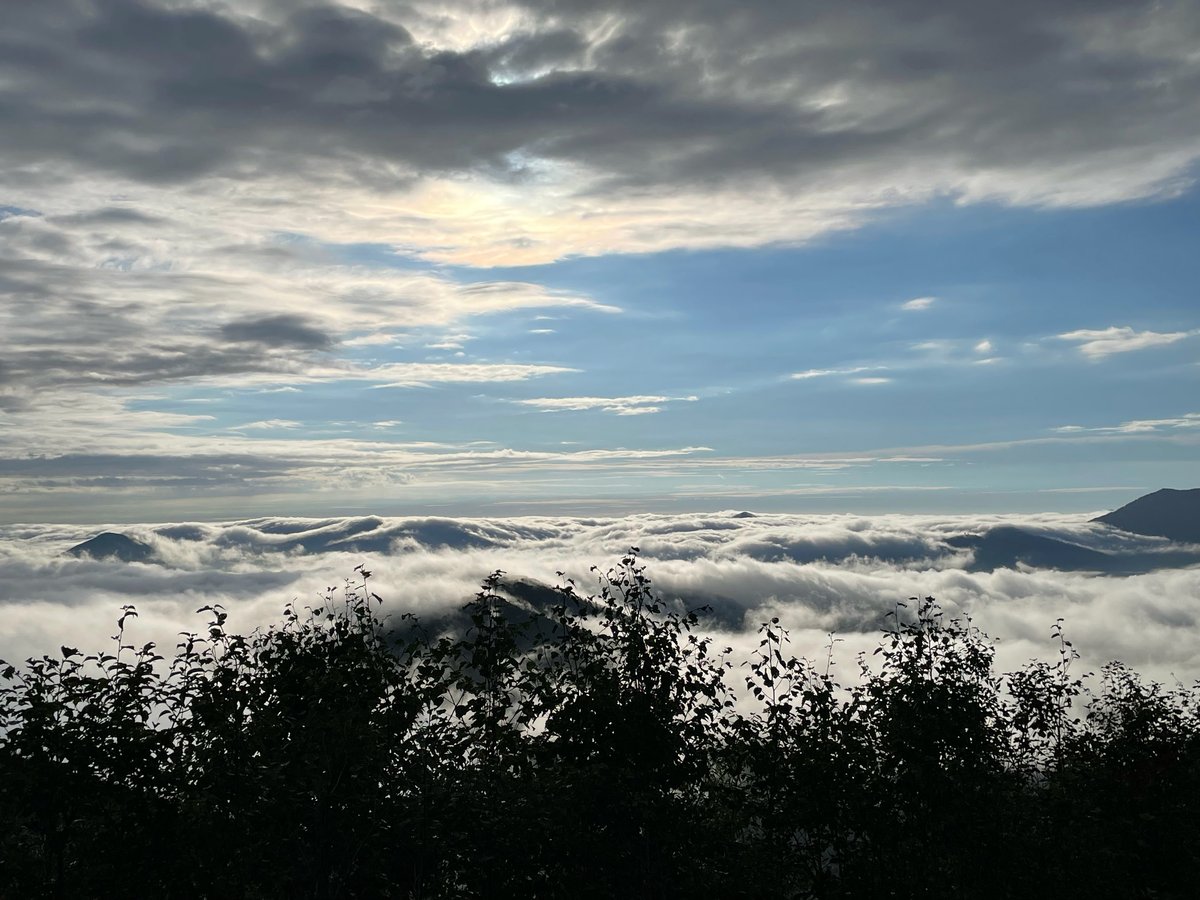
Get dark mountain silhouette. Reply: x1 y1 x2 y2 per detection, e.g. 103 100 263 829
388 576 561 647
496 575 565 614
1093 488 1200 544
947 526 1114 572
67 532 154 563
386 574 732 648
946 523 1200 574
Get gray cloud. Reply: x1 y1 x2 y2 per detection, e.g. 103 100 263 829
220 314 334 350
3 0 1197 412
1 343 314 393
2 0 1197 204
0 451 298 485
0 205 599 411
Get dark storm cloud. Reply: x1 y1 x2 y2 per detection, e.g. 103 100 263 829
480 28 588 82
219 314 334 350
50 207 165 227
1 0 1197 197
1 0 562 182
526 0 1200 194
1 343 313 389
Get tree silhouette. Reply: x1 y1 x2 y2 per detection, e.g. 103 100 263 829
2 553 1198 898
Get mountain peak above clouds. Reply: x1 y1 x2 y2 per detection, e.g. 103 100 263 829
66 532 155 563
1093 488 1200 544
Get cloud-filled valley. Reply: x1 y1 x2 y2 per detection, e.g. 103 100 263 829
4 6 1200 895
4 6 1200 893
4 511 1199 689
1 4 1197 679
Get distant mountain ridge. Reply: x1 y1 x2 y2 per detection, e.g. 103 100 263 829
56 489 1200 575
1093 488 1200 544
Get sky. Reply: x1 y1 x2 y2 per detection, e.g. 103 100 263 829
2 0 1199 523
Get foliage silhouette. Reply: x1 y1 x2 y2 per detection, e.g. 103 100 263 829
1 553 1198 898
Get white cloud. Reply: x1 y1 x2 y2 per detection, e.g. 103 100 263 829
516 395 699 415
1058 325 1197 359
237 419 301 430
4 511 1200 693
850 377 892 385
902 297 937 311
791 366 884 380
343 333 405 347
1055 412 1200 434
371 362 579 387
425 333 475 351
975 339 993 353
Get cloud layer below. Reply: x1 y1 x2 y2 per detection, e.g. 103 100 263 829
4 511 1198 689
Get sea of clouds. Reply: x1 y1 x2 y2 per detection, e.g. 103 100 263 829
2 512 1199 687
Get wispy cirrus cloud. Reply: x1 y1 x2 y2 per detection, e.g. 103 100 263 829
515 395 698 415
791 366 887 380
372 362 579 388
1054 413 1200 434
342 333 407 348
236 419 302 431
792 336 1012 386
1058 326 1197 359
